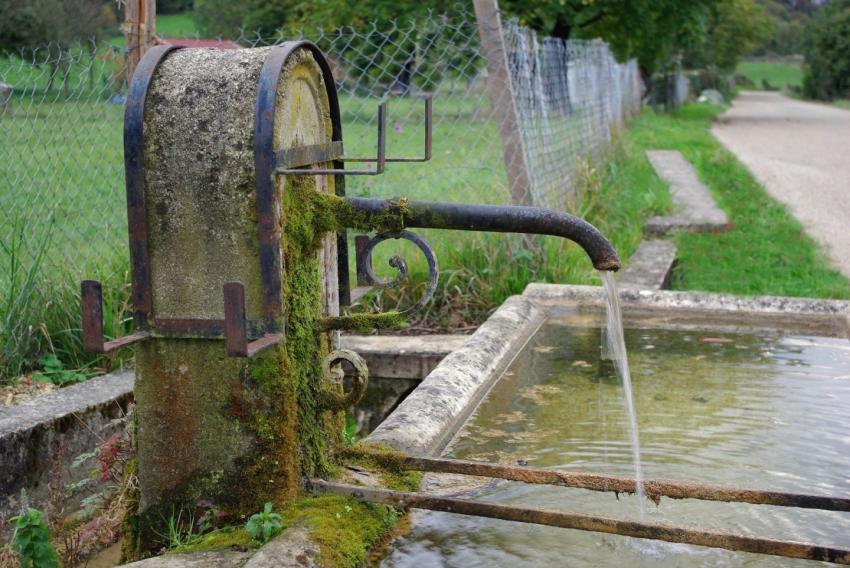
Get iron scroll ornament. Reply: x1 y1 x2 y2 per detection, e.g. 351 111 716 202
356 230 439 315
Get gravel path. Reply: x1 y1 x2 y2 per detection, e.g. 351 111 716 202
711 91 850 279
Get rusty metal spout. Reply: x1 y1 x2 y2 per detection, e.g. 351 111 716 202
344 197 621 271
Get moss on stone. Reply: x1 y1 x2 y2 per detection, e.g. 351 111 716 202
120 456 141 563
316 311 407 333
336 444 422 492
281 494 398 568
288 181 410 235
171 528 258 554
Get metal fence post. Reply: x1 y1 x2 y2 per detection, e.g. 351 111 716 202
473 0 533 207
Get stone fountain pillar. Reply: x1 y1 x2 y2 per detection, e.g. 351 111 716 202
121 43 346 557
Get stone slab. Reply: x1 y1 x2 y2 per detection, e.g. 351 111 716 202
618 239 677 290
524 283 850 336
0 371 134 522
366 295 545 455
645 150 729 234
339 334 468 379
123 550 253 567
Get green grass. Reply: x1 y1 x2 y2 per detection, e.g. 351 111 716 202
630 104 850 299
156 13 199 38
736 60 803 91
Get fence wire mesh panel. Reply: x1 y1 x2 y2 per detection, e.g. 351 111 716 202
0 8 642 305
1 41 128 273
503 20 642 209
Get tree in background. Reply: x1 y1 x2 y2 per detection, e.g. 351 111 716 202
754 0 813 55
683 0 774 72
499 0 714 80
803 0 850 100
193 0 470 94
157 0 194 15
0 0 117 93
0 0 116 52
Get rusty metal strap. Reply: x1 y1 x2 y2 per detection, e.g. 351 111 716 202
310 479 850 565
276 141 344 169
398 456 850 513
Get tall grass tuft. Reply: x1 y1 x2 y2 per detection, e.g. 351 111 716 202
1 219 53 382
0 217 132 385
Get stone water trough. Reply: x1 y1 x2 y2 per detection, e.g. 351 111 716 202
4 37 850 567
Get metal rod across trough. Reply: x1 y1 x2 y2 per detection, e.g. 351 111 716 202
399 455 850 512
311 479 850 565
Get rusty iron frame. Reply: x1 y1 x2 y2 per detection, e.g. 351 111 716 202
84 41 349 355
276 96 432 177
311 479 850 564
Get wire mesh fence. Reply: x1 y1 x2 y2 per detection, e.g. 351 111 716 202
0 8 642 278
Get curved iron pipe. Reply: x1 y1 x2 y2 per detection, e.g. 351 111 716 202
344 198 621 271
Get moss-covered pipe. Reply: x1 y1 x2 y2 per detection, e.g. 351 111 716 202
342 197 621 271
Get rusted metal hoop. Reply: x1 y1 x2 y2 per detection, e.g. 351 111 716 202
321 349 369 410
124 44 181 329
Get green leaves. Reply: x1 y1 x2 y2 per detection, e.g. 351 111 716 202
33 354 88 386
11 508 62 568
343 416 358 447
245 502 285 544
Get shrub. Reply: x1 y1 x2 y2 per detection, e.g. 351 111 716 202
803 0 850 100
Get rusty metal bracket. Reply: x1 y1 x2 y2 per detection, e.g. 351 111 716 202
81 280 149 353
275 97 432 177
310 479 850 565
222 282 284 357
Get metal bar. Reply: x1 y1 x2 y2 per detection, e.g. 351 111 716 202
81 280 149 353
245 333 284 357
342 197 621 271
354 235 370 286
81 280 105 353
276 141 344 169
345 97 432 163
223 282 284 357
277 103 386 176
103 332 150 352
124 44 180 329
311 480 850 565
400 456 850 513
223 282 248 357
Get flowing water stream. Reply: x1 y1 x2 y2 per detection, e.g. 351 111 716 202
601 271 646 515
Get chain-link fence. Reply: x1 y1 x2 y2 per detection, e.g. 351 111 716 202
1 8 642 278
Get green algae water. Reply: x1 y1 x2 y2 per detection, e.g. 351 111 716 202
380 322 850 567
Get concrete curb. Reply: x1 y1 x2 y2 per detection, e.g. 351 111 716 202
645 149 729 234
0 371 134 522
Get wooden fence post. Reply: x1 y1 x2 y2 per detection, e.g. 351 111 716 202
473 0 532 206
124 0 156 83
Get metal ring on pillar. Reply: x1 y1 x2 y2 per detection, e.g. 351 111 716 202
320 349 369 410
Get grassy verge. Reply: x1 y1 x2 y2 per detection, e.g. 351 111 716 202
736 60 803 91
156 13 199 38
631 104 850 299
